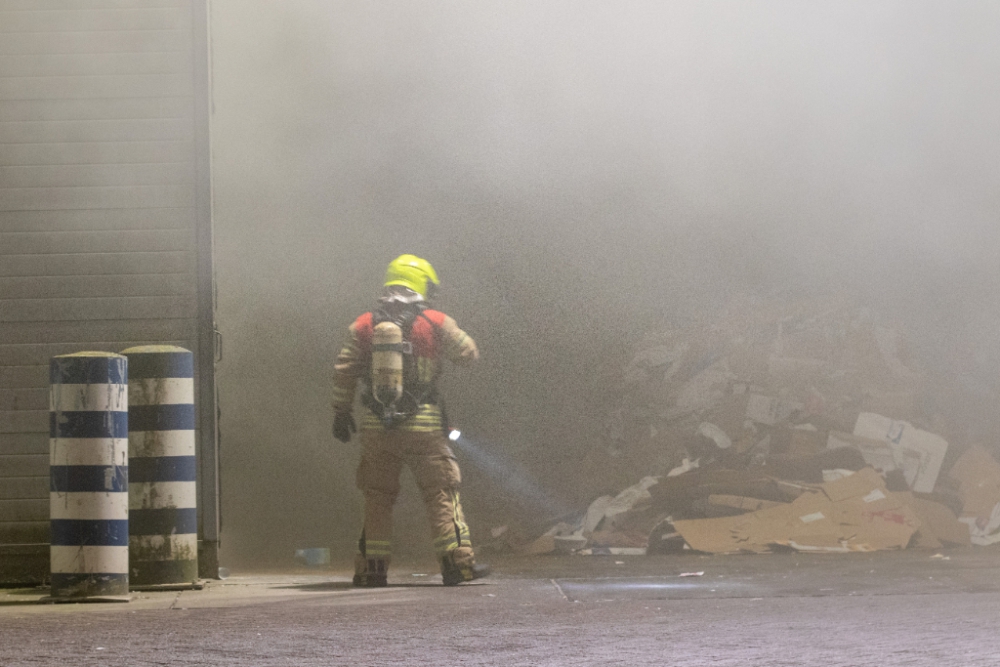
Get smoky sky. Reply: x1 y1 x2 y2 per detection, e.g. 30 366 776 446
209 1 1000 565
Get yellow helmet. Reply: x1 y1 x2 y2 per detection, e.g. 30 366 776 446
384 254 440 300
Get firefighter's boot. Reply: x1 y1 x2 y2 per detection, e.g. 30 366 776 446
353 554 389 588
440 548 490 586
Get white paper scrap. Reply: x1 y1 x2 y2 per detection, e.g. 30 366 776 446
862 489 887 503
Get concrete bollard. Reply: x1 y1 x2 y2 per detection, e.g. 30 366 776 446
122 346 198 588
49 352 130 601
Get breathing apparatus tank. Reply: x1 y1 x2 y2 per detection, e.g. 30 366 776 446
364 268 440 428
371 320 406 418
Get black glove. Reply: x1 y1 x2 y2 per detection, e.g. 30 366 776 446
333 412 357 443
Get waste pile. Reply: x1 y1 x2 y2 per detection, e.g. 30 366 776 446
516 298 1000 556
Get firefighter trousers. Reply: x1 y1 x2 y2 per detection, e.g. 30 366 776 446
354 429 475 577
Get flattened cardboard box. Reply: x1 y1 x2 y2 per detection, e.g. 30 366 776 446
948 445 1000 520
670 513 771 554
821 466 885 502
673 467 919 553
814 469 919 551
828 494 919 551
895 493 971 548
672 496 834 554
740 501 842 551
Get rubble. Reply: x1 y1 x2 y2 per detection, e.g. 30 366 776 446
529 298 998 557
529 459 976 557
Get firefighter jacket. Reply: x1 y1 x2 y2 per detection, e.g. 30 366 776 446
332 308 479 432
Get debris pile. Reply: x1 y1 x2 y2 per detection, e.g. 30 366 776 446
523 298 999 556
589 298 931 488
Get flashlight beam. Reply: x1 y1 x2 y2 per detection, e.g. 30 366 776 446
449 432 572 516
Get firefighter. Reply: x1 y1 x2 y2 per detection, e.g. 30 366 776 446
331 254 491 587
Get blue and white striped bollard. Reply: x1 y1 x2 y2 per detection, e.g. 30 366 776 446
123 346 198 587
49 352 129 601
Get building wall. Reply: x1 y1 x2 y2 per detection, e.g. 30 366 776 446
0 0 216 582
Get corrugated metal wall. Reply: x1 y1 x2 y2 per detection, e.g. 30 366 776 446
0 0 215 579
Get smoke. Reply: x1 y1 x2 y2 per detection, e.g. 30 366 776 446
449 431 573 519
209 1 1000 565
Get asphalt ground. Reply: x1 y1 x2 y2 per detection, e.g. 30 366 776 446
3 549 1000 666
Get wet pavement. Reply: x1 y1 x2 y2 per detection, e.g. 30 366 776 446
2 549 1000 666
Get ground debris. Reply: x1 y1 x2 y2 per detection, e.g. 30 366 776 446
531 298 998 556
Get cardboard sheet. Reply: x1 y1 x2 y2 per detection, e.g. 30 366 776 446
899 493 971 548
672 467 919 554
949 445 1000 519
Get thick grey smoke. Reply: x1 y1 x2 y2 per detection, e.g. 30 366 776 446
209 1 1000 565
